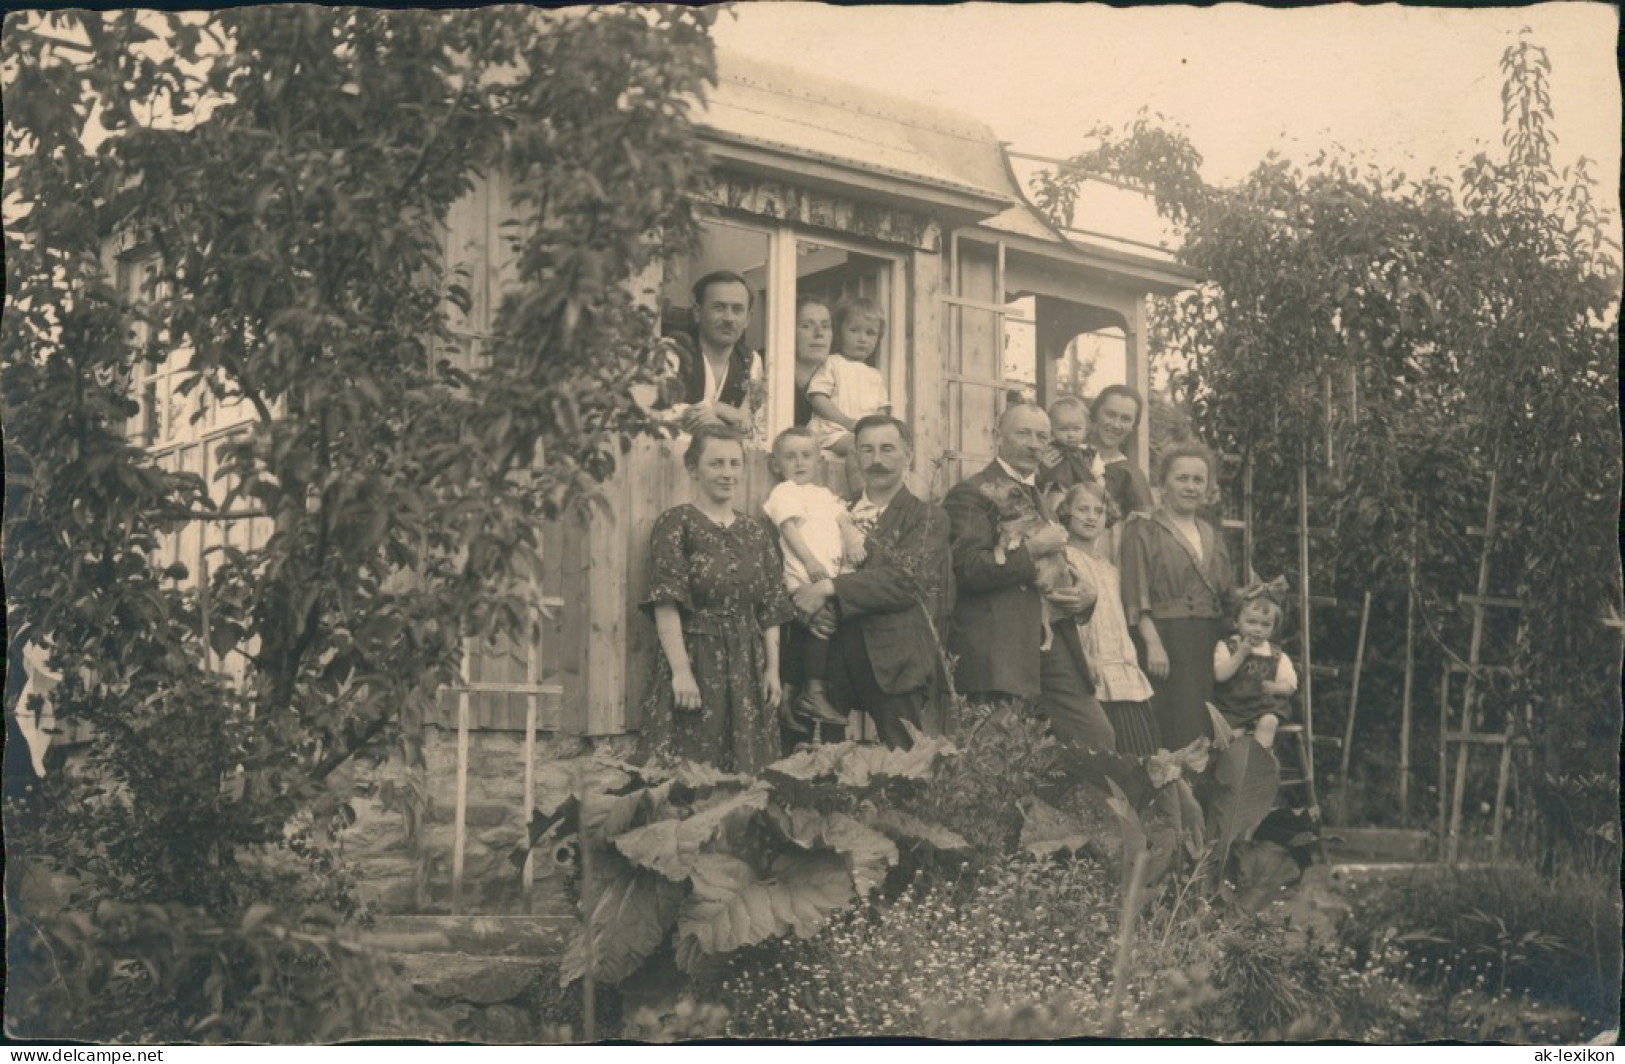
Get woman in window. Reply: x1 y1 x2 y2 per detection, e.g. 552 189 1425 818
640 425 794 772
791 295 833 428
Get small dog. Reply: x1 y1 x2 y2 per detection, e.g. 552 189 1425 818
977 479 1079 651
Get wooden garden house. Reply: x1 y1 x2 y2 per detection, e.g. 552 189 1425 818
107 51 1196 911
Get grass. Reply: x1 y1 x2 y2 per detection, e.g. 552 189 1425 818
1338 855 1620 1034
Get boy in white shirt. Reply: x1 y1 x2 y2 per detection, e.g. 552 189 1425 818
763 427 867 725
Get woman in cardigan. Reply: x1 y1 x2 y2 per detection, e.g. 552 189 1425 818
1119 442 1234 749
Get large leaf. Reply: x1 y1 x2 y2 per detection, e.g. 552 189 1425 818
1205 702 1239 749
516 778 676 869
640 759 754 792
583 780 675 841
863 808 971 855
766 805 898 897
765 730 956 789
1158 778 1207 861
672 851 852 971
1103 778 1148 892
1018 795 1089 858
559 861 684 987
1210 738 1281 868
611 784 770 881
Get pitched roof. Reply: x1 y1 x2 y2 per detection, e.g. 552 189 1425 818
698 51 1015 212
697 50 1194 287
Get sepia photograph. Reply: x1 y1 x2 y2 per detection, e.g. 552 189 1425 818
3 1 1620 1047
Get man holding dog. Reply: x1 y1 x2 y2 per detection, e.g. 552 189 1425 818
943 402 1116 752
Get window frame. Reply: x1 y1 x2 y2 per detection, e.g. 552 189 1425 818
940 231 1037 475
686 211 909 443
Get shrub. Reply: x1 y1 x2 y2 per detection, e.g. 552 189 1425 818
1339 861 1620 1033
8 901 448 1043
905 700 1069 856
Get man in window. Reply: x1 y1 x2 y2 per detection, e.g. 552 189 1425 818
660 269 764 437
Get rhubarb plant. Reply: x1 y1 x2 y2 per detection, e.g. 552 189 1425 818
515 729 969 987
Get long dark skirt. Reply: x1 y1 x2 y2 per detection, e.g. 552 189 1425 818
1136 616 1223 750
1103 701 1162 756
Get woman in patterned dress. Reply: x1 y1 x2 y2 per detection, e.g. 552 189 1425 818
641 425 795 772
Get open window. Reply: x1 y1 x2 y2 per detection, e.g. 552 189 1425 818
658 217 905 444
792 239 902 428
657 218 772 356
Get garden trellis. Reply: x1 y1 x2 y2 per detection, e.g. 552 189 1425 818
1437 470 1527 865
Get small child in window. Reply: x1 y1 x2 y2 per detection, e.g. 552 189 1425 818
763 427 868 726
806 297 891 458
1212 581 1298 749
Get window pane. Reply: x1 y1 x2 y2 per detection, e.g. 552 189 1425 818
948 381 1000 476
949 302 1001 383
1002 312 1038 397
955 238 998 304
660 220 770 356
793 241 896 431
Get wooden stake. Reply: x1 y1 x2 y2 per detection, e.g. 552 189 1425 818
1336 591 1372 819
1241 445 1255 582
522 625 538 909
1105 848 1149 1038
1399 501 1418 822
578 767 597 1043
1437 670 1450 853
1490 718 1516 861
1446 471 1499 864
1296 456 1316 798
452 639 471 914
1322 375 1335 470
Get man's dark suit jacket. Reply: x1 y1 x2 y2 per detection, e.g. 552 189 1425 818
944 460 1092 699
829 486 953 698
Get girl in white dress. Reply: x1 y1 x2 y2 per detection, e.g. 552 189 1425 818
1060 480 1162 756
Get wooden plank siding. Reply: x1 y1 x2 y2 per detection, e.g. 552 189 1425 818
427 167 1172 738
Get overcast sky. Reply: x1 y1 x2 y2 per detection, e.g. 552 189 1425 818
715 2 1620 200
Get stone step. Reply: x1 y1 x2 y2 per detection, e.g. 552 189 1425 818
392 950 552 1007
1322 827 1431 864
366 913 574 958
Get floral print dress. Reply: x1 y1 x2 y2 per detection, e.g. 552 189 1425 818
640 504 796 773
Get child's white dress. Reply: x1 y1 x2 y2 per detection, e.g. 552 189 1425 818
805 355 889 451
763 480 852 589
1065 544 1155 704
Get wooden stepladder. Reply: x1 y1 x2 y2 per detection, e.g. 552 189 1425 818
1278 453 1345 824
1219 448 1334 828
1438 471 1526 864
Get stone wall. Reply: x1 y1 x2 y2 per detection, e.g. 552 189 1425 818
343 726 635 916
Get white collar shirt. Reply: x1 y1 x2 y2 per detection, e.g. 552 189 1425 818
995 456 1037 488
